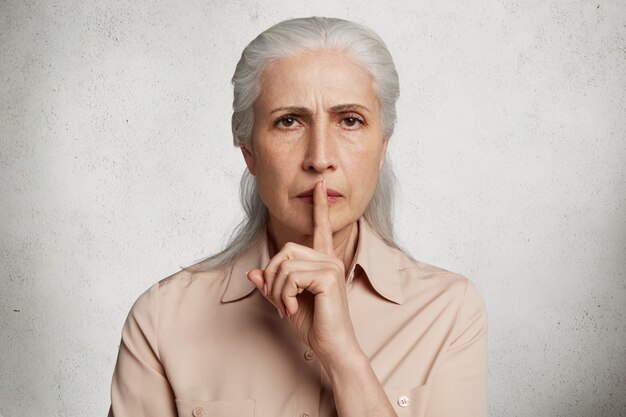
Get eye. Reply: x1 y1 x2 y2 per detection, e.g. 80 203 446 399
274 115 301 129
340 114 365 129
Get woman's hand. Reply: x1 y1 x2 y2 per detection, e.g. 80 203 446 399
246 180 362 365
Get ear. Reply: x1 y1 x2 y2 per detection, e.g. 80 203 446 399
241 144 256 176
378 137 389 170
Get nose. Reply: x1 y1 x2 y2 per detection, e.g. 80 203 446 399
301 123 338 173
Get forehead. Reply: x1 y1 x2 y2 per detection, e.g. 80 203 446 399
255 49 380 111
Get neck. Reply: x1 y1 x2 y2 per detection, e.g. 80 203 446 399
266 218 360 279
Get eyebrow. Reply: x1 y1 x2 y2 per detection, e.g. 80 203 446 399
331 103 371 113
270 106 312 116
269 103 371 115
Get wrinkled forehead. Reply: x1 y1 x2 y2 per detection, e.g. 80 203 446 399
254 49 380 113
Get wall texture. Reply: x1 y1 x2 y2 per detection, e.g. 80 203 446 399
1 1 625 416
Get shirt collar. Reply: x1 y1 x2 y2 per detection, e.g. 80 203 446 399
221 234 270 303
221 216 404 304
351 216 404 304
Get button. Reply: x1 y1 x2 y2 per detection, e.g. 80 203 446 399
397 395 410 407
192 407 204 416
304 350 315 361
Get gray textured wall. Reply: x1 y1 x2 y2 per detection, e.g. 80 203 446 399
1 1 625 416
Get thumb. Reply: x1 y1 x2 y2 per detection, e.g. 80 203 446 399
246 269 266 294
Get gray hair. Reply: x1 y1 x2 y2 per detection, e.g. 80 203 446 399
184 17 403 273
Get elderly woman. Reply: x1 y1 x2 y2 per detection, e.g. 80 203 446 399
108 16 487 417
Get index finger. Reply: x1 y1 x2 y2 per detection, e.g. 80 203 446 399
313 179 335 255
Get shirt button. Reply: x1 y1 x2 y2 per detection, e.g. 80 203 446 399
192 407 204 416
398 395 410 407
304 350 315 361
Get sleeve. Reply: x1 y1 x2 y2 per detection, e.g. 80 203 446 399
425 279 488 417
108 283 177 417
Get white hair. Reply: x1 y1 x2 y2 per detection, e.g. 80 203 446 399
184 17 404 272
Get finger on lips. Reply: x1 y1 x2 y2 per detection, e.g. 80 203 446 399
314 180 335 256
247 179 337 319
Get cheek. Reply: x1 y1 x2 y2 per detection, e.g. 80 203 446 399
252 152 295 208
255 155 293 186
344 150 382 197
254 138 296 169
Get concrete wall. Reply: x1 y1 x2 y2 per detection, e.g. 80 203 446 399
1 1 625 416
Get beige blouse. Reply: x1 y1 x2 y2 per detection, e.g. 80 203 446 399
108 216 487 417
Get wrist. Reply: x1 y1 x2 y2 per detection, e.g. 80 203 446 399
322 347 371 383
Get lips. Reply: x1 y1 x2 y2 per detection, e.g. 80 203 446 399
296 187 343 198
296 186 343 205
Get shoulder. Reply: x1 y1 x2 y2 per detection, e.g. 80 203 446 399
394 251 487 339
127 264 232 325
156 264 226 294
395 251 476 297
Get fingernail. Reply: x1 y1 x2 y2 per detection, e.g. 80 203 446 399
321 179 327 192
263 283 268 296
277 307 283 319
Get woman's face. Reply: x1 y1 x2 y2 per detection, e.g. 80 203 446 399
242 49 388 238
